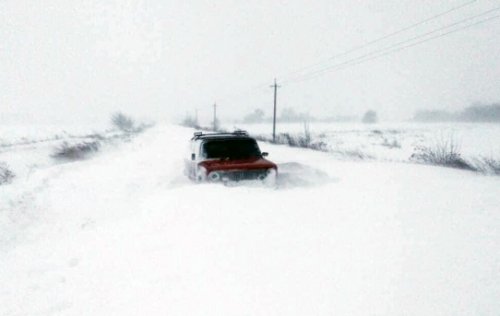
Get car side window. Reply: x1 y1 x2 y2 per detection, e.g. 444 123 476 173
199 142 206 159
193 140 203 160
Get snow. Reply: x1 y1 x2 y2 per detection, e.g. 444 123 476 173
1 124 499 315
0 123 120 181
223 122 500 162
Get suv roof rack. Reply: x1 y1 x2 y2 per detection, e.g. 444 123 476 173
233 129 248 136
192 130 249 139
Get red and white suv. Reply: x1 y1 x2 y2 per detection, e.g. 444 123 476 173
185 131 277 183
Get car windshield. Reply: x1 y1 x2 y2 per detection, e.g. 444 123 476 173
203 139 261 159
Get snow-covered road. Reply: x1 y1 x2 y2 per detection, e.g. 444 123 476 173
1 125 499 315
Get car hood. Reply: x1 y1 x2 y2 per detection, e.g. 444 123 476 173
199 157 277 173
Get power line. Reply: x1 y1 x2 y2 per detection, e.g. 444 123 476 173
286 6 500 83
278 0 478 81
292 13 500 83
210 1 496 114
215 1 479 106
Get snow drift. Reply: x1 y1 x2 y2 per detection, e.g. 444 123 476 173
1 124 499 315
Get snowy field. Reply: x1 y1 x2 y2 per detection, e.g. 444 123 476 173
0 123 121 182
222 122 500 163
1 124 500 315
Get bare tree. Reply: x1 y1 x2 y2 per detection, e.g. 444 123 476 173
362 110 378 124
0 163 15 185
111 112 136 133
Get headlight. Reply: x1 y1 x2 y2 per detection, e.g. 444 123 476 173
209 171 221 181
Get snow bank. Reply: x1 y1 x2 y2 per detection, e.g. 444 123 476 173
1 124 499 315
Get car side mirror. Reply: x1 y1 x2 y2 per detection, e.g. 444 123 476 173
191 153 196 161
262 152 269 157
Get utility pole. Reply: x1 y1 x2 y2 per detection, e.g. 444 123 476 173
270 78 281 142
213 102 217 131
194 108 198 124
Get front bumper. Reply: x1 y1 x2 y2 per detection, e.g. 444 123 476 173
208 169 276 182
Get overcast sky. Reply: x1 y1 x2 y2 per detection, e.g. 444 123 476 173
1 0 500 125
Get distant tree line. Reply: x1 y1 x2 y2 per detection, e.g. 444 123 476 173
242 107 358 124
182 107 376 127
414 103 500 123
